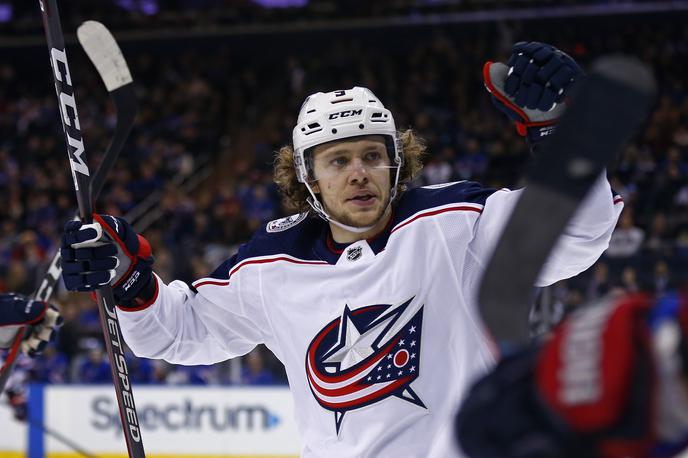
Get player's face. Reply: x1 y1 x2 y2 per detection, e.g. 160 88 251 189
311 135 392 231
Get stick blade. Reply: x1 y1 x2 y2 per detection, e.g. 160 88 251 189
77 20 132 92
479 55 657 344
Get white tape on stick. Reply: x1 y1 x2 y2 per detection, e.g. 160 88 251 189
77 21 133 92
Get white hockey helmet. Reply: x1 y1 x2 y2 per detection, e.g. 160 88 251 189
292 87 403 232
293 86 402 184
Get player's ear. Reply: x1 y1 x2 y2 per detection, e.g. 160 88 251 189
311 182 320 194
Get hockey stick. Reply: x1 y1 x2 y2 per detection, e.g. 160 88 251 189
479 56 657 345
0 22 137 396
37 2 145 456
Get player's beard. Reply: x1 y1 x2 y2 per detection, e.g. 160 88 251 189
327 191 391 229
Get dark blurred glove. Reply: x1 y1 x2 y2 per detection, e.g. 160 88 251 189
456 348 581 458
0 293 62 357
6 387 27 422
61 214 157 309
456 293 656 458
484 41 585 144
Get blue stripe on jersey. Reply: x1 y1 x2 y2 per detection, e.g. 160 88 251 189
203 181 497 279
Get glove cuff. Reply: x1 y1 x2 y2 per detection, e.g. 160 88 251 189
525 123 557 144
112 258 155 308
116 272 159 311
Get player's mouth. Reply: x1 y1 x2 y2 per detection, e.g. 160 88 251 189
346 192 378 207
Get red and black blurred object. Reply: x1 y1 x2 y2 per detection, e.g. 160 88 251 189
456 292 688 458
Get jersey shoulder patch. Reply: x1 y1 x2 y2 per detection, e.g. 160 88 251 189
198 214 325 284
266 212 309 233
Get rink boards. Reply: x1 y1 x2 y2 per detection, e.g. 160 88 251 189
1 384 300 458
7 384 688 457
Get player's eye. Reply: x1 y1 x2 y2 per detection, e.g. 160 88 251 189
331 156 348 167
365 151 382 162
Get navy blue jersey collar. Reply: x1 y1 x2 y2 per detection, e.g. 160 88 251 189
314 210 394 264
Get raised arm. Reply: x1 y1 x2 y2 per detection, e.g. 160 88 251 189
476 41 622 286
473 175 621 288
61 214 266 365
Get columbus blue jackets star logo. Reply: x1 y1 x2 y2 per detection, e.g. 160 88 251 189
305 297 425 434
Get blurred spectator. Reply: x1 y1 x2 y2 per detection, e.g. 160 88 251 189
30 346 68 384
241 348 277 386
606 210 645 258
645 213 673 256
653 260 671 294
454 138 488 181
127 355 155 384
620 266 641 294
586 262 612 300
166 365 219 385
76 341 112 384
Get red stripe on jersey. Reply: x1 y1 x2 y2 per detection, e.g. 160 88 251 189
313 376 414 409
391 205 483 234
194 256 328 288
307 370 367 397
194 279 230 288
308 336 400 387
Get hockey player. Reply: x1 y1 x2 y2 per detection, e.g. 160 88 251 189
60 42 621 457
1 293 62 419
0 293 62 359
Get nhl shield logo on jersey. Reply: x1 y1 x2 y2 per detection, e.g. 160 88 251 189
346 246 362 261
266 212 308 233
305 297 426 434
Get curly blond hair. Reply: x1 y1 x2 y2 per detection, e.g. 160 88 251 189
274 129 426 213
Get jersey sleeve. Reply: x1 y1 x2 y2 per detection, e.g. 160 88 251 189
468 173 623 288
116 242 268 366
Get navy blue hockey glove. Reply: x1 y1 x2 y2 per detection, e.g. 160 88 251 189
6 387 28 422
0 293 62 357
456 293 656 458
61 214 157 309
484 41 585 144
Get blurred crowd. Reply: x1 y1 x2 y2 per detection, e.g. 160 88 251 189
1 10 687 385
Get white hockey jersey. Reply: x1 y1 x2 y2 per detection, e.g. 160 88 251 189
117 177 623 457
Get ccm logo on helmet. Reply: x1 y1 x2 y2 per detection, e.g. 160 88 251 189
329 109 363 120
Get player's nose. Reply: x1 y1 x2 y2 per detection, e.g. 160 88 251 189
347 158 369 183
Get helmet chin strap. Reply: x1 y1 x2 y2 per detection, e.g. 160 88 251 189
305 186 375 234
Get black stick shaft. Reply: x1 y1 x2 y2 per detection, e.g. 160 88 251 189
38 1 145 456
